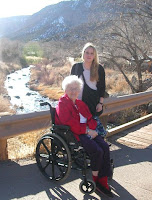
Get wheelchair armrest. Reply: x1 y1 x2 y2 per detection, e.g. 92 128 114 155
53 124 70 131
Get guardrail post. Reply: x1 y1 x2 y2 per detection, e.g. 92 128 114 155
0 138 8 160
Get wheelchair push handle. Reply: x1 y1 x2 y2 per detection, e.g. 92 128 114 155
40 102 55 121
40 102 51 107
40 102 51 111
40 102 52 110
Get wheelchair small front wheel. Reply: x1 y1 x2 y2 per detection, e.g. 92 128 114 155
79 179 96 194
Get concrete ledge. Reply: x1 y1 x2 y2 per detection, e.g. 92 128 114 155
107 113 152 137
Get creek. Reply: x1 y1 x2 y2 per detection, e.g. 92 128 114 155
4 65 116 129
5 66 56 114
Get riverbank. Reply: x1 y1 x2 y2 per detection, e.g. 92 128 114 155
4 66 55 114
32 85 64 100
0 61 21 114
0 61 64 115
28 60 71 100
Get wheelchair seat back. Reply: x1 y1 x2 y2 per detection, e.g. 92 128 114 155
49 103 80 148
40 102 82 150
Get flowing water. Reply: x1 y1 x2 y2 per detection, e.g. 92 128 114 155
5 66 56 114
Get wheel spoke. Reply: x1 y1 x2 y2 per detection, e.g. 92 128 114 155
39 153 49 159
38 138 53 171
36 133 72 181
52 141 68 178
41 139 51 155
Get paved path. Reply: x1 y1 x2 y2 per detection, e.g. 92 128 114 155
0 119 152 200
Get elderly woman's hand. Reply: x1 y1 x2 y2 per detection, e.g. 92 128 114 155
88 129 98 139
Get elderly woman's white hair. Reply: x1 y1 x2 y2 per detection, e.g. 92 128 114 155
62 75 83 91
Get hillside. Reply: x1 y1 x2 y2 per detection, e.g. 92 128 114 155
0 0 130 41
0 16 29 37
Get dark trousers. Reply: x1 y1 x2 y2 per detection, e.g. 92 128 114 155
79 135 111 178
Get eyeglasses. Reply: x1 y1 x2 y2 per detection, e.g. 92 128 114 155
67 87 80 92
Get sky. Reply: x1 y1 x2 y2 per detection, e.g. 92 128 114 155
0 0 68 19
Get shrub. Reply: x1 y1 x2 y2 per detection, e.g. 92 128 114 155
0 38 23 64
0 95 13 113
0 74 6 94
23 42 43 58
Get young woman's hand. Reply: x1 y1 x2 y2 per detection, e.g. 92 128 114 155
88 129 98 139
96 103 103 112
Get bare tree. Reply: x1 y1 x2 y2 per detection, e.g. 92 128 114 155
126 0 152 19
99 0 152 93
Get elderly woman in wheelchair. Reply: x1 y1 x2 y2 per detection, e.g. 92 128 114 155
36 75 113 197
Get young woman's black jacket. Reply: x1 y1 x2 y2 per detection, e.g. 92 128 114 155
71 62 105 98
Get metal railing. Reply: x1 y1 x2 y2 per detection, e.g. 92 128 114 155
0 90 152 160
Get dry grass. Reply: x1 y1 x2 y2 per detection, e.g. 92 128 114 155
30 61 135 99
0 95 13 113
0 68 14 113
29 61 71 99
30 63 133 100
36 85 64 100
0 61 9 74
0 61 21 74
7 128 50 160
0 74 6 94
0 61 21 114
105 68 131 95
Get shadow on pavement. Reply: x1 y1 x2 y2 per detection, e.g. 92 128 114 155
0 158 137 200
0 160 78 200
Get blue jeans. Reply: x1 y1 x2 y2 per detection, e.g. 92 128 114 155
94 116 107 138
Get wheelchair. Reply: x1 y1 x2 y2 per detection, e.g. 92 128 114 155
36 102 114 194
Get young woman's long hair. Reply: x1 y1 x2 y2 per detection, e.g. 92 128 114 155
82 43 99 81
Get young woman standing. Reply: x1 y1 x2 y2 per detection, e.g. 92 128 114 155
70 43 105 117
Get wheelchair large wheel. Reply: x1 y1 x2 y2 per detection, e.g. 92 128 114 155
79 179 96 194
36 133 72 182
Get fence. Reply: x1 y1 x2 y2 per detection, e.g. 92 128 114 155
0 90 152 160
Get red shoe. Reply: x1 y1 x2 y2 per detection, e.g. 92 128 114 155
96 182 113 198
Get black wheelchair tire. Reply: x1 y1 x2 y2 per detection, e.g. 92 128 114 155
36 133 72 182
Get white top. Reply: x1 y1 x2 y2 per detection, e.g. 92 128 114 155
75 104 87 123
79 113 87 123
78 65 97 100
